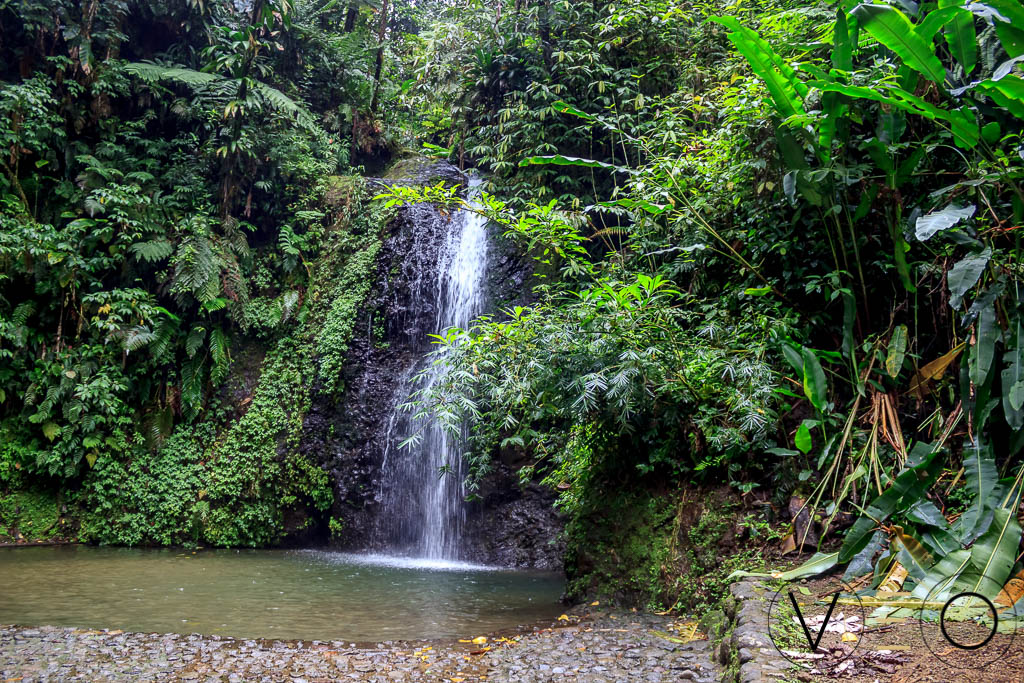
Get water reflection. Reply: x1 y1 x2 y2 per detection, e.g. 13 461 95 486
0 546 564 641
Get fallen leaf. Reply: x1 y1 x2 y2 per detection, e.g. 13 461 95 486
471 636 487 644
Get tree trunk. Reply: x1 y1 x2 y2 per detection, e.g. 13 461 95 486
344 2 358 32
369 0 389 114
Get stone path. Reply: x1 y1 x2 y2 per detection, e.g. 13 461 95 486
0 608 720 682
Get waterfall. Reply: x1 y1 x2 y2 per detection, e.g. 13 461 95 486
376 178 488 560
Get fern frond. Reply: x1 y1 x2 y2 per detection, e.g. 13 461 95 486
124 325 156 352
180 356 205 420
185 325 207 358
11 301 35 327
124 62 221 87
129 239 174 263
254 82 319 131
150 317 180 361
209 327 230 385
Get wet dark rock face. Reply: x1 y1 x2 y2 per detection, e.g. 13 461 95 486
301 160 563 570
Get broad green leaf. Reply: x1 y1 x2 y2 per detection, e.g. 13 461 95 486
832 9 855 71
997 22 1024 57
728 551 838 580
795 422 813 453
975 75 1024 121
886 324 909 378
801 346 828 412
42 422 59 442
959 438 999 543
85 451 98 468
963 508 1022 598
814 82 978 147
710 15 808 120
781 343 804 376
839 451 942 562
598 198 667 214
970 302 1001 388
842 530 885 581
851 4 947 83
915 5 964 39
518 155 629 172
977 0 1024 56
947 247 991 308
938 0 977 74
921 527 961 556
819 10 855 160
552 100 595 120
910 548 971 600
906 499 948 528
914 204 976 241
744 286 772 296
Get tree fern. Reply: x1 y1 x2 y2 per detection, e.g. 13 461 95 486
125 62 320 132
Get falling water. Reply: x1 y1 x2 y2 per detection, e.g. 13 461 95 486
377 178 488 560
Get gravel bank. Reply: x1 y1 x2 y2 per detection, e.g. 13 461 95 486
0 608 719 682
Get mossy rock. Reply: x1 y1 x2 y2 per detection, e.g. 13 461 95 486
380 157 465 188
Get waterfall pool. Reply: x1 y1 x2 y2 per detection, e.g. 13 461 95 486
0 546 565 641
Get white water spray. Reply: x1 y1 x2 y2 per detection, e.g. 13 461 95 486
377 179 488 560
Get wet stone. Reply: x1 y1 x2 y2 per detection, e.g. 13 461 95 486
0 608 720 682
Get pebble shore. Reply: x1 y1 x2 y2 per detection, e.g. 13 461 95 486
1 608 719 682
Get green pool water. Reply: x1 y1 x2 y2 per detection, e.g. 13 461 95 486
0 546 564 641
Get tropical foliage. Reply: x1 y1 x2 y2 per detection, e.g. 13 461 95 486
2 0 1024 620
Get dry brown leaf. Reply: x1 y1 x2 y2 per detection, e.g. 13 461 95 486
907 343 966 398
878 561 909 593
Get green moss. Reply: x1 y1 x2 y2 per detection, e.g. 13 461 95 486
565 488 758 615
0 490 62 542
75 177 389 548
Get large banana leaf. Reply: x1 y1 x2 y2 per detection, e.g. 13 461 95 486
938 0 977 75
851 3 946 83
910 548 971 600
838 450 942 563
801 346 828 412
976 0 1024 57
728 551 838 580
710 16 808 120
818 10 856 160
1002 314 1024 431
975 75 1024 121
957 438 999 543
814 81 978 148
961 507 1023 599
969 303 1002 390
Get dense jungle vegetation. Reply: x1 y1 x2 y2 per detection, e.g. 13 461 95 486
2 0 1024 612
